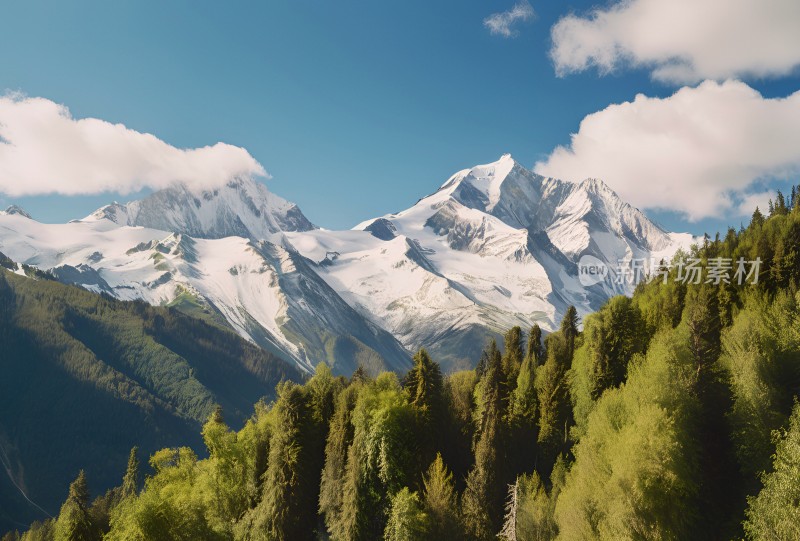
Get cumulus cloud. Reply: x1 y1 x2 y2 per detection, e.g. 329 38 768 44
484 1 535 38
0 94 266 197
550 0 800 83
534 80 800 221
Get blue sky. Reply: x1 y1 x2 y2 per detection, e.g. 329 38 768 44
1 0 799 235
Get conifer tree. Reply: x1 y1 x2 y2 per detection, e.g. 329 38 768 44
442 370 479 485
237 382 321 541
775 191 788 215
351 365 370 384
403 349 446 470
54 470 98 541
585 296 645 399
422 454 462 541
686 285 722 379
526 324 544 365
120 447 139 500
306 362 339 426
510 333 540 475
502 327 524 389
335 374 418 541
751 207 765 228
511 346 538 428
462 341 508 541
534 333 572 476
770 220 800 288
320 385 361 534
685 286 741 538
384 489 428 541
560 306 579 363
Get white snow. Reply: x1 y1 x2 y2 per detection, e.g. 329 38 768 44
0 154 696 369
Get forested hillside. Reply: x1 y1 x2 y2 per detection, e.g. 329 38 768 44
0 266 302 533
3 190 800 541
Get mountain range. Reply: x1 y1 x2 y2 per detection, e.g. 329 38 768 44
0 154 694 373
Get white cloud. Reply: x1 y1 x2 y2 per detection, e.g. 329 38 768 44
550 0 800 83
534 80 800 221
484 1 535 38
0 94 266 197
735 191 773 217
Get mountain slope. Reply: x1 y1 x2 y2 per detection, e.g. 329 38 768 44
0 262 302 532
286 155 693 370
0 196 411 375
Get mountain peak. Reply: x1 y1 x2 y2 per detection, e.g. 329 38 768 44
439 154 518 189
86 176 315 240
2 205 32 219
579 177 615 195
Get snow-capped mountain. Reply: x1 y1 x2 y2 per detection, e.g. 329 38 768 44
0 183 410 376
0 205 32 219
88 177 314 239
0 156 693 373
285 155 692 370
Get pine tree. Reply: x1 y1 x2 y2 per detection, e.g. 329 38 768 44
585 296 645 399
462 341 508 541
335 374 418 541
526 324 544 365
403 349 446 471
422 454 462 541
237 382 322 541
511 347 538 427
120 447 139 500
751 207 765 228
775 191 788 215
502 327 524 390
384 489 428 541
770 220 800 289
320 385 361 535
685 286 741 539
510 333 540 475
516 463 564 541
54 470 98 541
442 370 479 486
560 306 579 363
534 333 572 476
351 365 370 384
686 285 721 379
